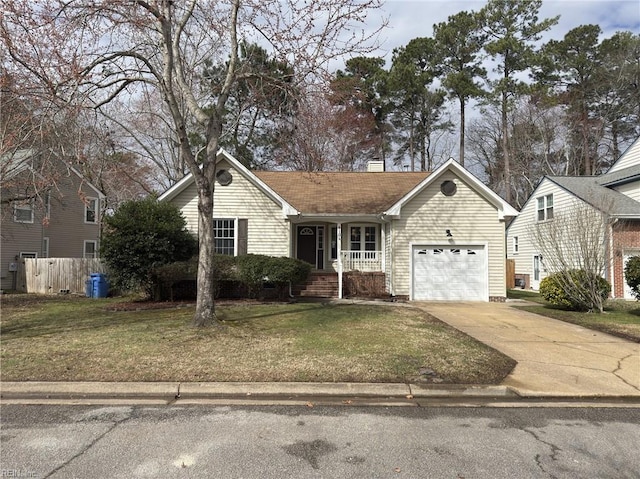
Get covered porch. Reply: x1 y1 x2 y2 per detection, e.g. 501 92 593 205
291 219 387 298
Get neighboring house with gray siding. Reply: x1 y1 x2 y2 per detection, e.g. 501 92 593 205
1 150 105 291
506 137 640 299
160 149 518 301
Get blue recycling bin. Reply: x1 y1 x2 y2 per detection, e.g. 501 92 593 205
89 273 109 298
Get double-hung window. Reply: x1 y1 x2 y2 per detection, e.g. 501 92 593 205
85 198 99 224
213 218 247 256
537 194 553 221
349 225 377 258
84 240 98 259
14 201 34 223
214 219 236 256
513 236 519 254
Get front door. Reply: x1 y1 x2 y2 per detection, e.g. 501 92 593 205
297 226 324 269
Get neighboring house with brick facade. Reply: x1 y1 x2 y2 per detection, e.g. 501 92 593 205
160 149 519 301
507 138 640 299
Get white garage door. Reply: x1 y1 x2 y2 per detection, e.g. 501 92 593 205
412 245 487 301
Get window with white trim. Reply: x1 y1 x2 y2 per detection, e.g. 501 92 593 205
537 194 553 221
214 219 236 256
20 252 37 259
13 201 34 223
350 225 377 252
85 198 98 224
513 236 519 254
84 240 98 259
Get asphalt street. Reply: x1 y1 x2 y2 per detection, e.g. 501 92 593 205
1 404 639 478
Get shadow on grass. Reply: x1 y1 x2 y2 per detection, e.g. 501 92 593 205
1 299 369 340
1 307 181 340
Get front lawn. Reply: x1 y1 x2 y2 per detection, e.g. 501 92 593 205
0 295 515 384
508 289 640 342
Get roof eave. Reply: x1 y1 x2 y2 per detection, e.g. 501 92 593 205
288 213 385 223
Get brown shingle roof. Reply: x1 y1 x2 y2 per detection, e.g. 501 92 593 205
254 171 430 214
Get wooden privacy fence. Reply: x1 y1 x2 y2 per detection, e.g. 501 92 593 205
506 259 515 289
19 258 106 294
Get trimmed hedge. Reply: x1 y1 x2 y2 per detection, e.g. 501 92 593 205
151 254 311 301
539 269 610 312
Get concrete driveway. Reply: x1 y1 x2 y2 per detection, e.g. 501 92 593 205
416 302 640 398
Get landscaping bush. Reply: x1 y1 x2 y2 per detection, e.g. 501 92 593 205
539 270 610 312
151 254 238 301
235 254 311 299
101 197 198 296
235 254 272 298
150 253 311 301
150 257 198 301
624 255 640 300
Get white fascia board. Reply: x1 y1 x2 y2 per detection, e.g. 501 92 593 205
291 213 385 223
611 214 640 219
385 158 519 220
68 165 106 199
157 170 196 202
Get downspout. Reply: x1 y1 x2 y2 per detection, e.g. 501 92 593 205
609 218 617 298
337 223 343 299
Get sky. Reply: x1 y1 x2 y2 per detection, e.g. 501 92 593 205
370 0 640 65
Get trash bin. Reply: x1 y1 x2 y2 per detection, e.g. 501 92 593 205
90 273 109 298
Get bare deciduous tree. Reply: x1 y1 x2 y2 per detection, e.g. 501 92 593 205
529 201 610 313
274 88 380 172
2 0 385 326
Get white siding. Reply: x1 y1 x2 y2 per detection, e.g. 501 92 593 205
612 180 640 202
391 170 507 299
506 178 588 288
609 138 640 173
171 160 290 257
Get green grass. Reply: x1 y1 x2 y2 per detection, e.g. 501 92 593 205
0 295 515 384
508 289 640 342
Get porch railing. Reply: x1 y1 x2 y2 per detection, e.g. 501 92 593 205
340 250 383 272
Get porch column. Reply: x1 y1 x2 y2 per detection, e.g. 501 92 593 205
337 223 343 299
381 224 386 273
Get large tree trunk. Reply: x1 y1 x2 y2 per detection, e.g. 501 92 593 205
192 118 224 328
193 176 219 327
